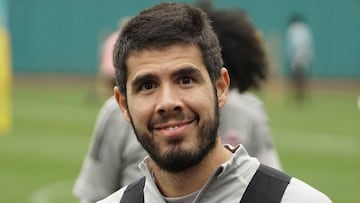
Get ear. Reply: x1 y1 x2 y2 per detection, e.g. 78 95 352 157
216 67 230 108
114 86 131 123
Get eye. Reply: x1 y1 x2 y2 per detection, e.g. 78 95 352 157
179 76 193 85
141 81 156 91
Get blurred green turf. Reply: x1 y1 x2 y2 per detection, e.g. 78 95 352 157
0 76 101 203
0 76 359 202
262 87 360 202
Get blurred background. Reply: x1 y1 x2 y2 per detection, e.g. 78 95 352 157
1 0 359 202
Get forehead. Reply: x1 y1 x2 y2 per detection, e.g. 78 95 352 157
126 44 207 77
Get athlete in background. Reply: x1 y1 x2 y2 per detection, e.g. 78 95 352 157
285 13 314 104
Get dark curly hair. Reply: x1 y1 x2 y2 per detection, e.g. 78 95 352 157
207 9 268 92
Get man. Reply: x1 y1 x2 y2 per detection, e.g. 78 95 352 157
285 13 314 103
98 2 331 203
207 8 281 167
73 4 282 203
96 17 131 100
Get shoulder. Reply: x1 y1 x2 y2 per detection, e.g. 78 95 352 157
96 96 126 127
282 177 332 202
100 96 120 115
226 91 264 111
97 186 127 203
237 92 264 108
224 91 266 120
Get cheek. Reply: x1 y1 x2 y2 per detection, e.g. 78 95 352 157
183 88 215 116
127 98 150 125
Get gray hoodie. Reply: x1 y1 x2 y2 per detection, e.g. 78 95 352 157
98 146 332 203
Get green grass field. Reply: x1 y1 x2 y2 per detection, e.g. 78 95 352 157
0 75 359 203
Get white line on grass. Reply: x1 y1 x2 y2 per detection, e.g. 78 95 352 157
276 130 360 155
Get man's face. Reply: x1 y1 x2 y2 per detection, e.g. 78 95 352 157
116 44 228 172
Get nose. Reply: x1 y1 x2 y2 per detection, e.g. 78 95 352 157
155 83 182 113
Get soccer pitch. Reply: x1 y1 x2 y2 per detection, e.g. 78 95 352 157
0 75 359 203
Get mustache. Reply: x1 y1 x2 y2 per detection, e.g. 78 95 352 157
148 111 198 130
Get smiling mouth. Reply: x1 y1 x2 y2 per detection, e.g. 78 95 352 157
162 125 181 131
149 111 199 136
149 119 194 140
154 120 194 131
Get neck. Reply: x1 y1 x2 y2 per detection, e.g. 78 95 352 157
149 137 233 197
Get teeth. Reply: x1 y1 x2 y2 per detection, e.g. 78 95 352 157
166 126 179 130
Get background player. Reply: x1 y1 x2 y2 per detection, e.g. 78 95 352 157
285 13 314 104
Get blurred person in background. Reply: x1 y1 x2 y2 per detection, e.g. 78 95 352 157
202 5 282 168
285 13 314 104
96 17 131 101
73 3 282 203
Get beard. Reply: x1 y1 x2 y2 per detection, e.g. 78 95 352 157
128 97 220 173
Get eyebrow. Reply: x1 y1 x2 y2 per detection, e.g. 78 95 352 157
131 73 158 90
171 66 202 78
130 66 203 90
